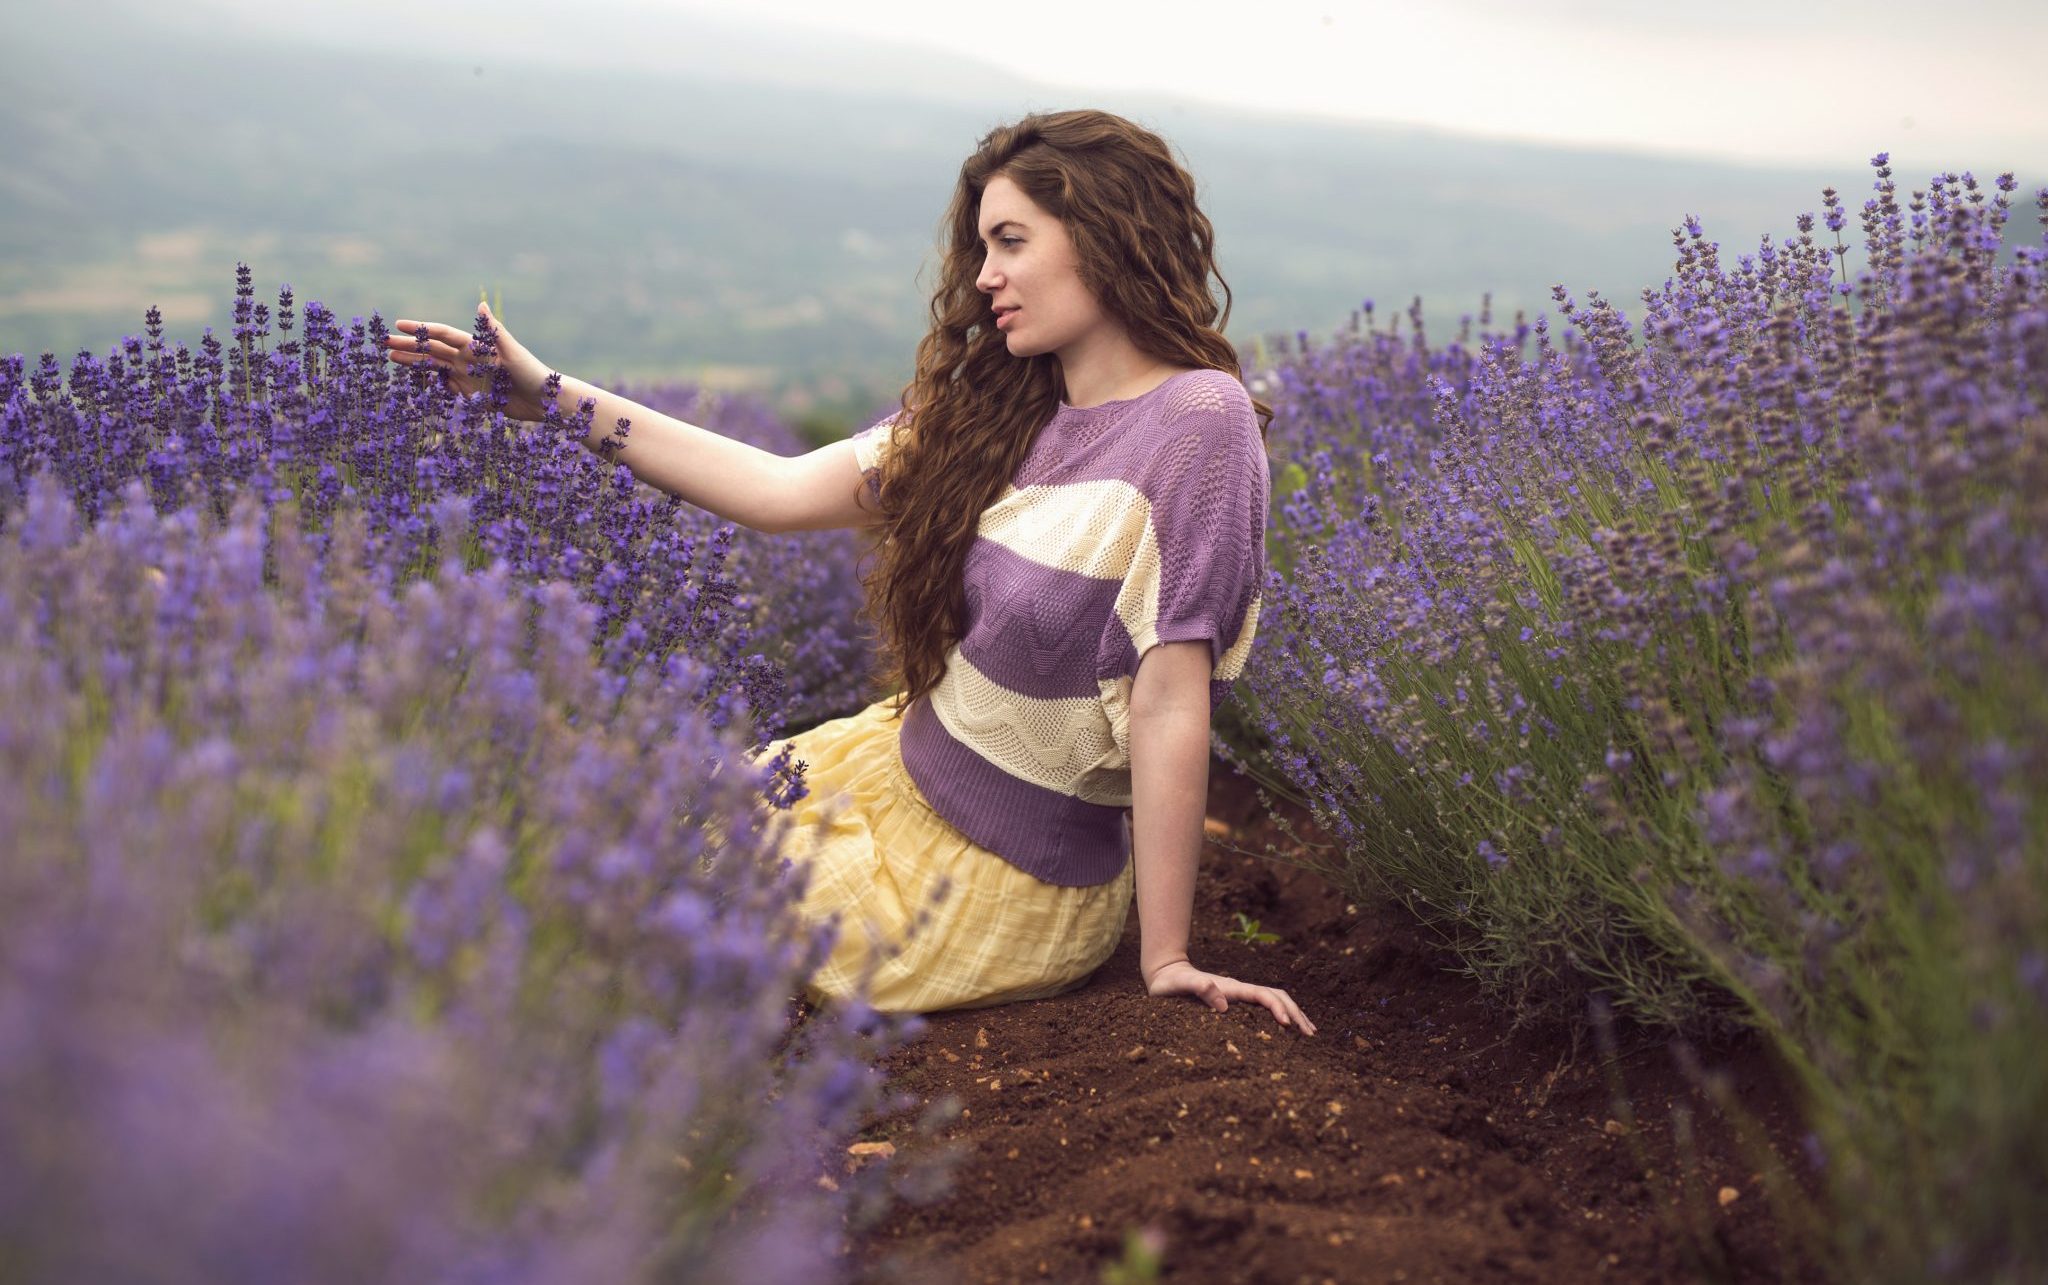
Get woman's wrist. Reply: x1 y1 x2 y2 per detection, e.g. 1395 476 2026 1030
553 374 610 445
1141 953 1191 985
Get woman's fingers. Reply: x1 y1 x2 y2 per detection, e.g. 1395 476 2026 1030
1153 966 1317 1037
384 321 490 354
1279 991 1317 1035
388 320 454 346
386 351 455 376
384 335 489 368
1224 976 1317 1035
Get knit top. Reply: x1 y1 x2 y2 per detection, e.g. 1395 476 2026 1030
849 368 1269 887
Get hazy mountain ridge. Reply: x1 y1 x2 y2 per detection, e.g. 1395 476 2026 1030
9 1 2003 426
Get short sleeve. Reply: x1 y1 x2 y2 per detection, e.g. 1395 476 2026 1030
1109 376 1268 710
850 411 903 501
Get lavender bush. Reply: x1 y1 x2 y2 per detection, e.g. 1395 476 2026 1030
1228 158 2046 1280
607 381 882 729
0 266 877 740
0 277 939 1281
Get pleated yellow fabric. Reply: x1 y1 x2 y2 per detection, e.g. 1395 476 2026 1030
752 697 1135 1014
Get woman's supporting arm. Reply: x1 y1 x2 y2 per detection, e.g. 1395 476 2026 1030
1128 639 1217 983
1129 638 1318 1035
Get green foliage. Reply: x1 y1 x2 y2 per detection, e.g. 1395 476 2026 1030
1224 912 1281 946
1100 1226 1166 1285
791 406 864 452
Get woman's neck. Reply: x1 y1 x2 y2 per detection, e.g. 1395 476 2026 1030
1056 336 1188 409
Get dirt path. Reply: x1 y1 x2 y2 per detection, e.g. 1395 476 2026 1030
845 761 1821 1285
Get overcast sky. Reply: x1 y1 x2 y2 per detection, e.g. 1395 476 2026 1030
174 0 2044 171
723 0 2045 167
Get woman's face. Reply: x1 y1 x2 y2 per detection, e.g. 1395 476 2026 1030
974 174 1113 362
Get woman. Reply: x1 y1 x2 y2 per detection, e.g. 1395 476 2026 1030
385 109 1316 1036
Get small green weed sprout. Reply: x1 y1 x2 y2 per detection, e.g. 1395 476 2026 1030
1225 912 1280 945
1100 1225 1166 1284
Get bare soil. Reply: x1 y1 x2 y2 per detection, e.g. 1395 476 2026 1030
845 759 1825 1285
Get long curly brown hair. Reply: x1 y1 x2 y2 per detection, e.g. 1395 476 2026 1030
859 109 1272 716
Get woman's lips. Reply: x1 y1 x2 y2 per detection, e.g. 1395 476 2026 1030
996 307 1019 330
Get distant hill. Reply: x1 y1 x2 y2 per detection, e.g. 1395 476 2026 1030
4 0 1997 431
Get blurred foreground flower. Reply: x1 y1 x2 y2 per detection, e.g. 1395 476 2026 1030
0 441 921 1278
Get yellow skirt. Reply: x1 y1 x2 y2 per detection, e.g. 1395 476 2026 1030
752 697 1135 1014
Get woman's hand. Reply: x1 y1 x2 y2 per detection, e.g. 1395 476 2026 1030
382 301 554 421
1144 958 1317 1036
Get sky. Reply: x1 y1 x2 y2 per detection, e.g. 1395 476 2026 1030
175 0 2044 171
671 0 2046 168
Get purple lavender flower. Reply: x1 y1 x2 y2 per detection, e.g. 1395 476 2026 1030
0 273 936 1280
1227 147 2048 1282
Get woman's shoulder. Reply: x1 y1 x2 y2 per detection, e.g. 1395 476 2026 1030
1140 369 1260 454
1150 367 1253 420
1110 370 1264 507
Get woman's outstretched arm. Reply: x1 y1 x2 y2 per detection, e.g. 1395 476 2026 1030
542 371 877 534
383 302 878 535
1129 639 1317 1036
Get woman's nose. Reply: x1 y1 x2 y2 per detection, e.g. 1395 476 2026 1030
976 256 1002 293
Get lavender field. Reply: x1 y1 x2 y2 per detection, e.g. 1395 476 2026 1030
0 280 937 1281
2 156 2042 1282
1226 158 2047 1281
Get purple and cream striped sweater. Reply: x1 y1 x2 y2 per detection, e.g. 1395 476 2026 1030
849 368 1269 888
